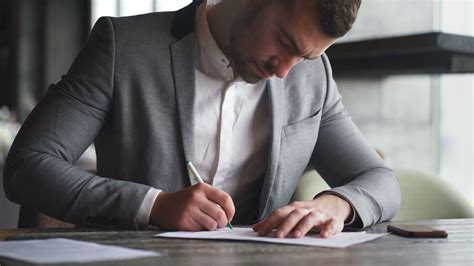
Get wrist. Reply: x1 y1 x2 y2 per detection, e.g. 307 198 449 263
149 191 170 226
313 193 352 222
136 188 161 227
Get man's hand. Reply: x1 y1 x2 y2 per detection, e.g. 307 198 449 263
149 183 235 231
252 194 352 238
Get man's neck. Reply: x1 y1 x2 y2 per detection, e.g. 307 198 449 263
206 0 241 68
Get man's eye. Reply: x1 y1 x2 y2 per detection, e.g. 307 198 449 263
278 34 290 48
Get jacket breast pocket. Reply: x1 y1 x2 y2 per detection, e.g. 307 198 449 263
282 109 322 138
273 110 322 204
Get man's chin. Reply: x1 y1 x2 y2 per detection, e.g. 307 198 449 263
241 75 261 84
235 63 267 83
238 69 263 84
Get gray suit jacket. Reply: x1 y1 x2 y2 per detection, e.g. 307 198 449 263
4 2 400 228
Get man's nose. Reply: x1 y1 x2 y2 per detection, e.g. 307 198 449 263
269 55 302 79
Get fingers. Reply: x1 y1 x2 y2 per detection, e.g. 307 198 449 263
255 206 293 237
199 198 229 229
252 221 263 231
291 211 330 238
255 206 344 238
275 208 311 238
199 183 235 222
181 215 206 231
187 183 234 230
318 218 343 238
190 207 219 231
150 184 235 231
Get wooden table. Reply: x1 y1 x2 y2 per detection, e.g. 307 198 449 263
0 219 473 265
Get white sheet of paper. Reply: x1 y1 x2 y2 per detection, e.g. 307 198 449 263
0 238 161 264
157 228 386 248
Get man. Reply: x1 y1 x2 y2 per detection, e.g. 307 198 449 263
4 0 400 238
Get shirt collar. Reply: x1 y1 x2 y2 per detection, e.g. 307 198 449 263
195 0 236 81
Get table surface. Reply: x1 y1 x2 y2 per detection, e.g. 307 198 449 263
0 219 473 266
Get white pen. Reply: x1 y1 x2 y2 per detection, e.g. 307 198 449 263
186 160 205 184
186 160 233 229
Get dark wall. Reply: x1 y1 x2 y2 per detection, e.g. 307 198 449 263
0 0 90 229
0 0 10 108
4 0 90 121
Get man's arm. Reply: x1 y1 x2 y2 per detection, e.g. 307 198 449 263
3 17 152 228
310 54 400 229
253 54 400 238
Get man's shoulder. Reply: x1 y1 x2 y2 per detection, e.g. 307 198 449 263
92 11 184 49
106 11 176 33
279 54 334 108
284 54 330 87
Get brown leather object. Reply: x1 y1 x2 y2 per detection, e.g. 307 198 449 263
18 206 74 229
387 225 448 238
16 169 96 229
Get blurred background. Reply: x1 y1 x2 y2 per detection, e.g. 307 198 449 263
0 0 473 228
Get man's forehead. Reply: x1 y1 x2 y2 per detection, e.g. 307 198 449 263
275 2 337 59
274 0 319 26
275 0 318 12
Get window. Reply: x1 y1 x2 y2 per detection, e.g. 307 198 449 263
90 0 192 26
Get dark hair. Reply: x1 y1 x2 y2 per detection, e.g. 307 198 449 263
272 0 362 38
316 0 361 38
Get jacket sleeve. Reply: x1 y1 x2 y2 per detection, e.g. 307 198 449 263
310 54 401 229
3 17 152 229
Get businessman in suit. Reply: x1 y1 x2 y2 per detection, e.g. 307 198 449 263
4 0 400 238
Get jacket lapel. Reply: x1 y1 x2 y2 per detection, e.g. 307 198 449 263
169 1 201 171
258 78 285 220
170 35 197 166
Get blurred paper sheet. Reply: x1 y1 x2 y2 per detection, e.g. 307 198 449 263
156 228 386 248
0 238 161 264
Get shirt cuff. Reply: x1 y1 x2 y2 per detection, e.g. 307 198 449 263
136 188 161 226
313 191 357 226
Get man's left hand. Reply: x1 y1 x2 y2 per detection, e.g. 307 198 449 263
252 194 352 238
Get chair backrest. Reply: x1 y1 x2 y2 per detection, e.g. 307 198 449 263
15 167 96 228
292 168 474 221
393 169 473 221
18 206 74 229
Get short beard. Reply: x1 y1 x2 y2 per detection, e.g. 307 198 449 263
229 15 262 84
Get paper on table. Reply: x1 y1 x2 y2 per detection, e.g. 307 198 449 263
0 238 161 264
157 228 386 248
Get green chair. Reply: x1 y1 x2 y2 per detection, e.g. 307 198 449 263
293 168 474 221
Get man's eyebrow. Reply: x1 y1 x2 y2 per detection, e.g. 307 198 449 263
280 28 304 55
280 27 319 60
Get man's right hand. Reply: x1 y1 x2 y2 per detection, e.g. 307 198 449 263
149 183 235 231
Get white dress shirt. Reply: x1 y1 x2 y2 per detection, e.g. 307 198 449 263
137 1 270 225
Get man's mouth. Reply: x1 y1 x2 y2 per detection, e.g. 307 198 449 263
255 64 272 79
